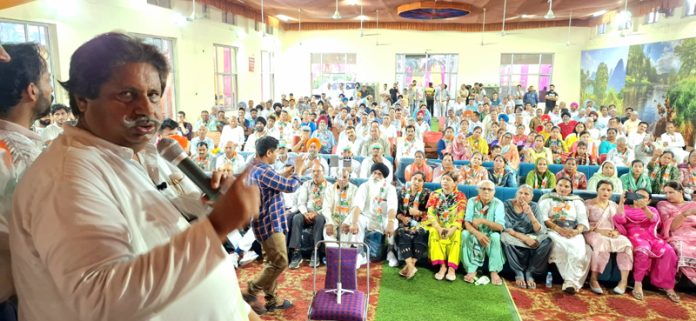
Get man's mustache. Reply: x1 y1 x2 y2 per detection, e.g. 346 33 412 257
122 116 161 129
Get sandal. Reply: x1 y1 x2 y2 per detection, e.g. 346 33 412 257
632 289 644 301
666 291 681 303
445 270 457 282
434 270 446 281
463 273 477 284
406 268 418 280
265 299 294 312
491 274 503 286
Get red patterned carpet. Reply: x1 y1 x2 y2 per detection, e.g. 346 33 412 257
237 261 382 321
508 280 696 321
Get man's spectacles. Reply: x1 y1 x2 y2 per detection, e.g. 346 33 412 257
479 187 494 192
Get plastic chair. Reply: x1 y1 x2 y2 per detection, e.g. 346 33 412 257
308 240 370 321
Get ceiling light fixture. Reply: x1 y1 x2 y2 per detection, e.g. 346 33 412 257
591 9 608 17
544 0 555 19
615 0 632 30
346 0 359 5
332 0 342 19
277 14 292 22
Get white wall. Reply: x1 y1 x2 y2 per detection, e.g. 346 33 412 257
0 0 282 117
277 27 592 104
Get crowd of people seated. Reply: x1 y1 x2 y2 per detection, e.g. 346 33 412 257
29 80 696 303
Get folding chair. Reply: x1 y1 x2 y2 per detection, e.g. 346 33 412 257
308 240 370 321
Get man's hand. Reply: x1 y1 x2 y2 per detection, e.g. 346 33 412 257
280 165 294 177
208 166 260 241
472 218 485 229
350 224 359 235
294 155 307 176
408 206 421 217
340 224 351 234
0 45 9 62
304 211 317 224
386 220 395 237
523 236 539 248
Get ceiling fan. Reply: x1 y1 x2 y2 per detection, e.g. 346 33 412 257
480 8 498 46
500 0 523 36
361 8 380 37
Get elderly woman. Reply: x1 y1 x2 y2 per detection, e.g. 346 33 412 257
539 177 591 294
614 189 680 302
424 172 467 281
499 132 521 170
502 185 551 289
657 182 696 286
395 172 431 279
461 180 506 285
555 157 587 190
648 150 680 193
678 150 696 198
488 155 517 187
620 159 652 193
460 152 488 186
433 153 457 182
526 158 556 189
584 180 633 295
587 161 623 194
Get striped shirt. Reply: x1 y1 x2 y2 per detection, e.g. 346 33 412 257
248 159 301 241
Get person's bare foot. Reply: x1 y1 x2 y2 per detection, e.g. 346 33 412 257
491 272 503 286
515 277 526 289
463 272 477 283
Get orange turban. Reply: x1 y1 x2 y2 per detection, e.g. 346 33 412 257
306 137 322 151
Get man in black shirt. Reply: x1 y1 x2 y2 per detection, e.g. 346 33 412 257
544 84 558 113
389 82 399 103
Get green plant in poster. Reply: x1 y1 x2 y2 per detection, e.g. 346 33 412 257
675 38 696 80
667 76 696 144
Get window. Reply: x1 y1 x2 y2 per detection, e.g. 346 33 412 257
597 23 608 34
134 34 177 117
499 53 553 101
645 8 660 24
214 45 238 110
147 0 171 9
310 53 357 97
261 50 275 101
0 19 56 90
396 54 459 96
222 11 235 25
686 0 696 16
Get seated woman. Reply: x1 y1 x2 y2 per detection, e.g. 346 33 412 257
449 133 472 161
648 150 680 193
404 150 433 182
488 155 517 187
587 161 623 194
462 180 506 285
555 157 587 190
678 150 696 199
424 172 467 281
502 185 551 289
395 172 431 279
526 158 556 189
584 180 633 295
499 132 520 170
614 189 680 302
525 134 553 165
539 177 591 294
563 122 586 150
620 159 652 194
459 152 488 186
546 126 567 164
657 182 696 287
436 127 456 159
432 153 457 182
568 131 598 165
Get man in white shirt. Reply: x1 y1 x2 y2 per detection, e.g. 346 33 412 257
322 167 359 245
0 42 54 320
335 126 362 157
380 115 398 142
414 110 430 140
219 114 246 151
243 117 268 153
623 111 641 135
216 141 246 176
288 165 327 269
660 122 688 162
359 143 393 183
349 163 398 264
9 33 260 321
358 124 390 157
189 125 215 155
396 125 424 162
627 121 649 148
40 104 70 144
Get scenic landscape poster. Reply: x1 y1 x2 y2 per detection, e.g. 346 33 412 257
581 38 696 145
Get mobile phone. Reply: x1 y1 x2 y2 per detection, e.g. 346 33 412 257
625 192 644 201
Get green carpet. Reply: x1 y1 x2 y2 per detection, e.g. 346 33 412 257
374 266 521 321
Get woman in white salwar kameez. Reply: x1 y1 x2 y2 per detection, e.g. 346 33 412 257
539 177 591 294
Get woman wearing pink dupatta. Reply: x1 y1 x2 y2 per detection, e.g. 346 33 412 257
657 182 696 288
448 133 472 161
614 189 679 302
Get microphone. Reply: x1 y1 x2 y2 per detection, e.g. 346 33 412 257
157 138 219 200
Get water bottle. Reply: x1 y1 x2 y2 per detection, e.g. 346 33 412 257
545 272 553 288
